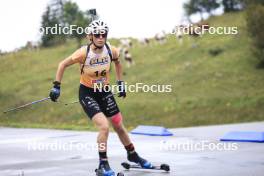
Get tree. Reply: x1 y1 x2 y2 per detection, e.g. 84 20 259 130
184 0 203 21
40 0 66 47
201 0 220 15
72 11 89 48
183 0 220 21
40 6 62 47
40 0 93 47
63 1 91 47
49 0 65 24
63 1 79 26
222 0 245 12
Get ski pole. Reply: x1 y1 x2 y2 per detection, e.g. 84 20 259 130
64 93 118 106
65 100 79 106
3 97 51 113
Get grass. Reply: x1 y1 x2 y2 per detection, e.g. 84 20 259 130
1 12 264 131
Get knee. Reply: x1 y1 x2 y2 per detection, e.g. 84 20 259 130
111 112 123 126
99 123 109 135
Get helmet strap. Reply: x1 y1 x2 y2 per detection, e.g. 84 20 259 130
93 42 104 50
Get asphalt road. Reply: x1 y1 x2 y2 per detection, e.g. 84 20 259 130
0 121 263 176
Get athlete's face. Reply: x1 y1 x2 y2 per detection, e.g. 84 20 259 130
92 33 107 47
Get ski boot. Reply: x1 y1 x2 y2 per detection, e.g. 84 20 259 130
127 152 152 169
95 160 115 176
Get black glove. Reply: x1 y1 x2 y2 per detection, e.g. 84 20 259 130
49 81 61 102
117 80 126 98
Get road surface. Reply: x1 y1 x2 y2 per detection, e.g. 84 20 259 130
0 122 263 176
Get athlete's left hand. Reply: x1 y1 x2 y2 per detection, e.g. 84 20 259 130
117 80 126 98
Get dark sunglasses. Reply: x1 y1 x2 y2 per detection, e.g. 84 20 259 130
93 33 107 38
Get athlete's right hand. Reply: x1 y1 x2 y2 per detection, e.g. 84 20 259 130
49 81 61 102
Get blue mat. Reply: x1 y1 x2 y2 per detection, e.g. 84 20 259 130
220 131 264 143
131 125 173 136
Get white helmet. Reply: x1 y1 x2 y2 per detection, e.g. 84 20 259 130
88 20 109 34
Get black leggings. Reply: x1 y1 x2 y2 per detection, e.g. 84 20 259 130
79 84 120 119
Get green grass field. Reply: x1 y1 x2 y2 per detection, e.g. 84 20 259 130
1 12 264 130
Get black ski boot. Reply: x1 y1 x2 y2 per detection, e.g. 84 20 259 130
96 160 115 176
127 151 152 169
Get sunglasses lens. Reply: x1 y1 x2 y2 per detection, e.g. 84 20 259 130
102 33 107 38
94 34 100 38
93 33 107 38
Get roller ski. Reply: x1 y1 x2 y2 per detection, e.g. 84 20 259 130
121 162 170 172
95 160 124 176
121 151 170 172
